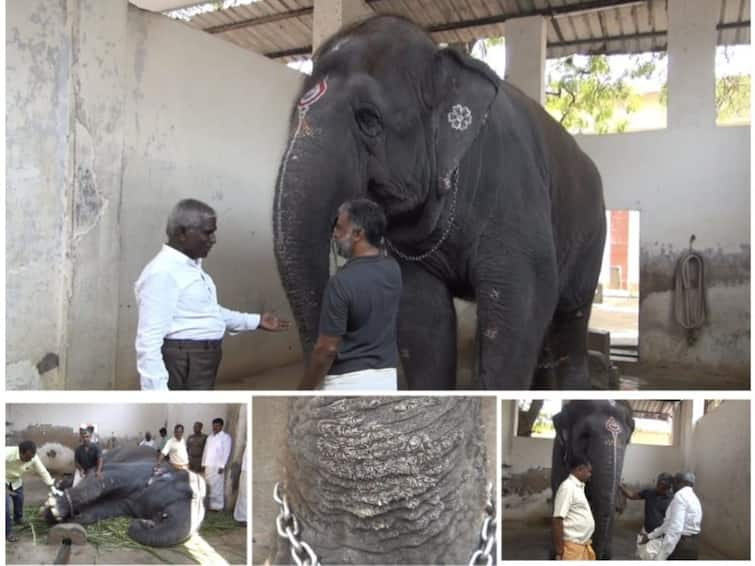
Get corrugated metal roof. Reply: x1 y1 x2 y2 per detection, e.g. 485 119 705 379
628 400 680 420
168 0 750 63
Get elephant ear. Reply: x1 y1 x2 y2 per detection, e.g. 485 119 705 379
425 48 499 195
552 411 569 461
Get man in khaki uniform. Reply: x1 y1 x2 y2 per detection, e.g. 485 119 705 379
552 457 596 560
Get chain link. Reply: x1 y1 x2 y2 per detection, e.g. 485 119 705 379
273 480 495 566
274 483 321 566
385 168 460 262
469 482 497 566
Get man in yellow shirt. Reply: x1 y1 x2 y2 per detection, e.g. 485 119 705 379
155 424 189 470
6 441 59 543
552 457 596 560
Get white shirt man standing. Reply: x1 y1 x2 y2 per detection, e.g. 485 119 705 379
552 458 596 561
202 418 232 511
135 198 290 391
642 472 702 560
155 425 189 470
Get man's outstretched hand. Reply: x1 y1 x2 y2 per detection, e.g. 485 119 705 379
259 313 292 332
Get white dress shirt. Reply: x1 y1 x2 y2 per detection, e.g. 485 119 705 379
202 431 232 469
135 245 262 390
161 436 189 468
553 474 595 544
648 486 702 560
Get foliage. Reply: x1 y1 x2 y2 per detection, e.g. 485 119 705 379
716 74 751 123
544 54 661 134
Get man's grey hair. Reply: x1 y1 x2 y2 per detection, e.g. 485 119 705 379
675 471 696 486
166 199 216 238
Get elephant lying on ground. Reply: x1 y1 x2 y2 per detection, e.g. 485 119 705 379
43 446 206 547
274 15 605 390
275 397 492 564
551 400 635 559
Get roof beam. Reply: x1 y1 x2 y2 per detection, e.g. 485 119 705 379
204 0 384 35
265 20 750 59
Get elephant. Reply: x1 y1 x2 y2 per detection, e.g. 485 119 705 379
273 397 493 564
551 400 635 559
273 15 606 390
42 446 206 547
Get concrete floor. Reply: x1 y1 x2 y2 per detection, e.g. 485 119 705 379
502 519 733 560
6 475 247 565
221 297 747 390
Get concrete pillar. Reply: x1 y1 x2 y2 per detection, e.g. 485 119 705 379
667 0 720 130
312 0 373 52
501 400 517 471
64 0 129 389
504 15 547 104
225 404 247 509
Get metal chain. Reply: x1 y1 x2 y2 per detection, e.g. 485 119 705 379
273 483 320 566
384 168 460 262
273 481 495 566
468 482 497 566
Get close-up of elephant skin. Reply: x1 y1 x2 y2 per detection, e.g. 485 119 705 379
42 446 206 547
551 400 635 559
271 397 493 565
273 15 605 390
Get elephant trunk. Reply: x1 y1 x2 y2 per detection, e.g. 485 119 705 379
279 397 490 565
273 118 354 355
587 438 626 559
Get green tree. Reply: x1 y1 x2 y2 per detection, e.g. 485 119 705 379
544 54 661 134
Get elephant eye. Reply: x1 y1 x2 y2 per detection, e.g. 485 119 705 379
356 107 382 137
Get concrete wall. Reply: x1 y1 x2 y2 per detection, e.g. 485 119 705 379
577 125 750 375
6 0 73 389
688 400 750 559
252 396 497 563
6 0 129 390
115 6 304 388
6 403 238 439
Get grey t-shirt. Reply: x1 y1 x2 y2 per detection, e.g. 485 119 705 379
319 254 402 375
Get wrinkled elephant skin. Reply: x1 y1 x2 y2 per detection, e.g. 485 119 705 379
276 397 490 564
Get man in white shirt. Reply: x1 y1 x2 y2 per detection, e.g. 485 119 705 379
552 457 596 560
155 425 189 470
202 418 232 511
135 198 291 390
138 432 155 448
641 472 702 560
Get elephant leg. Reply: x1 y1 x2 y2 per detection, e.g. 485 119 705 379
73 499 129 525
128 502 194 547
549 305 593 390
475 277 556 389
397 263 456 389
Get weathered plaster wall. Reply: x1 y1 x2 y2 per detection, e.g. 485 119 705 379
688 400 750 559
115 6 304 388
6 0 72 389
577 126 750 375
7 0 128 390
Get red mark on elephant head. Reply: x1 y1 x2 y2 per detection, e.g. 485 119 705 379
298 79 328 110
605 416 622 435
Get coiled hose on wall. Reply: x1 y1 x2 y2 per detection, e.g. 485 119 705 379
673 239 706 345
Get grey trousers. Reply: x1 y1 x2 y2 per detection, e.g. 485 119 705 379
669 534 699 560
162 339 222 390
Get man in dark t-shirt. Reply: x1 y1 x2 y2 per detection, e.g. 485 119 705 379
620 473 673 534
73 428 103 487
298 199 402 390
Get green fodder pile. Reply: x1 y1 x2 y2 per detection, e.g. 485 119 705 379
19 508 242 564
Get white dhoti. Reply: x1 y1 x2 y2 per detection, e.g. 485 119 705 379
205 467 225 510
233 470 247 522
320 368 397 390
